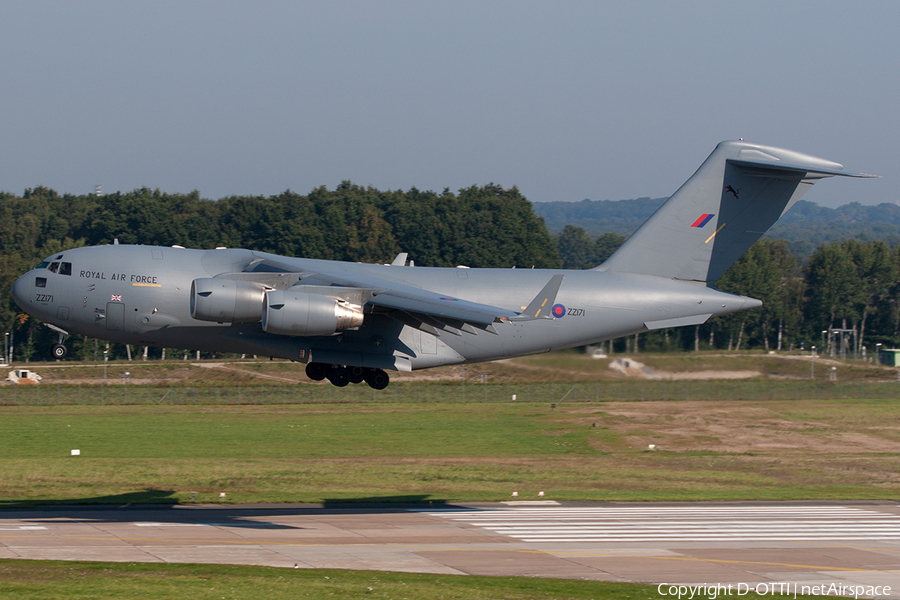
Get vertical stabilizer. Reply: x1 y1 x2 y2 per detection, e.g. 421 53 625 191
596 141 873 281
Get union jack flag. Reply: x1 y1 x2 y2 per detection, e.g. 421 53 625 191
110 294 122 301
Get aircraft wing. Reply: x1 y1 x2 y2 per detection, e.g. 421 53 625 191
240 254 558 335
367 289 516 326
369 275 564 329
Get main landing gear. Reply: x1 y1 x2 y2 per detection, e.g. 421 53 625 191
305 362 390 390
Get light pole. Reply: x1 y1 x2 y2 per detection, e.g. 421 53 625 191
810 346 816 380
103 350 108 386
4 332 7 365
876 343 882 366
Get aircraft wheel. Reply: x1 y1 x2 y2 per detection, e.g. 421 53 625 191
305 362 327 381
349 366 365 384
327 366 351 387
365 369 389 390
51 344 68 360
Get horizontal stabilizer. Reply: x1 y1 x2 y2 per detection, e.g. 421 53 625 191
644 314 712 331
728 158 878 179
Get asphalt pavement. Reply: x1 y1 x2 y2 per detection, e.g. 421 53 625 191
1 501 899 595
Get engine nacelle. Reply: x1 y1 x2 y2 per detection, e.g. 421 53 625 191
191 278 266 323
262 290 364 336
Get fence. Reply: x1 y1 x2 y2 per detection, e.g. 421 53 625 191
0 378 898 406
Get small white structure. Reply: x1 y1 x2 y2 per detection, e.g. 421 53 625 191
7 369 42 384
585 345 608 359
609 358 661 379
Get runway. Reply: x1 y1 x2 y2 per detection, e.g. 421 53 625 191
1 501 900 593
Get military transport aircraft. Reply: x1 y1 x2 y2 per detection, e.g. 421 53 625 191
11 141 874 389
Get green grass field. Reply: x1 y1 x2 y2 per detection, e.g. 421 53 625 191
0 396 898 505
0 559 812 600
17 348 899 386
0 560 658 600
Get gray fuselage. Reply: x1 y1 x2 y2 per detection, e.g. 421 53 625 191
12 244 758 371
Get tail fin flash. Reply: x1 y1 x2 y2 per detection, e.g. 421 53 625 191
596 141 876 281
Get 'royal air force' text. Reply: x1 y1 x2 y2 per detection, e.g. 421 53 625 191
80 271 159 284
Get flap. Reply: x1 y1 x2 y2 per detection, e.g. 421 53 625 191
369 290 515 326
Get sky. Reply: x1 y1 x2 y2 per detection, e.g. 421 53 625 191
0 1 896 208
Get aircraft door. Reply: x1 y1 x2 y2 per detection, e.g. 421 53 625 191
106 302 125 331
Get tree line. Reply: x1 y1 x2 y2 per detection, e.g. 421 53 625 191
2 185 896 361
1 184 558 361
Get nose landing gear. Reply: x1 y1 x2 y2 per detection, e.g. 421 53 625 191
45 323 69 360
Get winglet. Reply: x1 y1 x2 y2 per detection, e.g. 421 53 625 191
391 253 408 266
511 274 564 321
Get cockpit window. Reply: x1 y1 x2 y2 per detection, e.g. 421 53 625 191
56 255 63 260
59 262 72 276
36 261 49 269
48 262 59 273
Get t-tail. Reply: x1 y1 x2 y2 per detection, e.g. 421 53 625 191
596 141 877 281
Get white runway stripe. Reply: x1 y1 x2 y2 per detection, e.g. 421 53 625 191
423 506 900 543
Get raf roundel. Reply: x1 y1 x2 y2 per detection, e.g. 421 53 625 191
551 304 566 318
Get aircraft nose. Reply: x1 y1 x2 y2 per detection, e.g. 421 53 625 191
11 273 30 311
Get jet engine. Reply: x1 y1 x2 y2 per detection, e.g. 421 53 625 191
262 290 364 336
191 278 266 323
